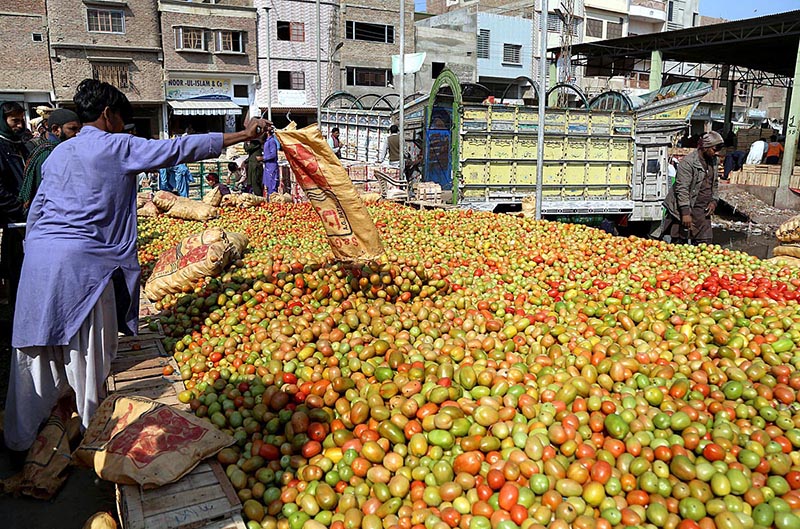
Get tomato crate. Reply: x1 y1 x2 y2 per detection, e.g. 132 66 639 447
116 460 246 529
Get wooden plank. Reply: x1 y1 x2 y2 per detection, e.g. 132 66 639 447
139 469 218 497
200 514 247 529
114 366 168 382
114 375 171 392
141 497 238 529
112 356 170 372
142 483 227 516
114 385 176 402
119 484 145 529
209 460 241 506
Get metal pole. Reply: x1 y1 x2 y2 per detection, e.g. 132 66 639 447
265 7 272 121
316 0 322 124
399 0 405 194
535 0 547 220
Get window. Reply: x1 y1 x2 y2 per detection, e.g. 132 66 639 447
345 21 394 44
233 84 249 98
477 29 490 59
503 44 522 65
278 71 305 90
586 18 603 38
217 30 244 53
606 21 623 39
432 62 445 79
547 13 562 33
175 27 208 51
32 33 43 42
277 21 305 42
92 62 129 89
668 1 674 22
87 8 124 34
346 67 393 87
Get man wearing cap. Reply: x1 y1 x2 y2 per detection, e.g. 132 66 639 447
19 108 81 212
661 131 724 245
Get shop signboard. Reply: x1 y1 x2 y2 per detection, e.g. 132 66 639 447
166 77 232 100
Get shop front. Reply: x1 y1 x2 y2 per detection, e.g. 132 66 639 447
165 74 256 137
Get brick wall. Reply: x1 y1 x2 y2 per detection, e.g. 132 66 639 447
160 5 257 75
0 0 52 92
339 0 415 97
47 0 161 49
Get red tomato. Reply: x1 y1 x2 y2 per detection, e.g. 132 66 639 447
703 443 725 462
497 483 519 511
591 460 612 485
259 443 280 460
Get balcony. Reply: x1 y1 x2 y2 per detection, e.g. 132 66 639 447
629 0 667 23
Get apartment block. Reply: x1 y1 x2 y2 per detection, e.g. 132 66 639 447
0 0 53 118
159 0 258 136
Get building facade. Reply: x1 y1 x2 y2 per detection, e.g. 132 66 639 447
0 0 53 119
46 0 165 138
666 0 700 31
254 0 337 128
337 0 415 100
159 0 258 136
415 8 477 95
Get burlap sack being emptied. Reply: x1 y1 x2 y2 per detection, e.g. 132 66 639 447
276 123 385 261
74 395 233 489
144 228 248 301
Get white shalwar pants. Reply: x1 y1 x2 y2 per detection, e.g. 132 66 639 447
4 282 118 451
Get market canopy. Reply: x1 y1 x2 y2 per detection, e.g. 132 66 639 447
168 99 242 116
565 10 800 86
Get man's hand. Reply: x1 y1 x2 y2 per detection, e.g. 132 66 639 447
705 202 717 217
681 214 693 231
244 118 272 140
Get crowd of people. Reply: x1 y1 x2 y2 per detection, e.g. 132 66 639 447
0 80 270 465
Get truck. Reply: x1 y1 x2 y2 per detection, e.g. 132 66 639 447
321 71 711 228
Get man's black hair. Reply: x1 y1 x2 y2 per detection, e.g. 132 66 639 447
227 161 239 171
73 79 133 124
389 125 399 134
1 101 24 118
206 172 219 183
770 134 778 142
331 127 339 134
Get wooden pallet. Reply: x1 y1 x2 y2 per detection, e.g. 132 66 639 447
117 461 246 529
107 338 186 409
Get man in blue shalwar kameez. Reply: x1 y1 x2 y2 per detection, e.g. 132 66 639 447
4 79 270 453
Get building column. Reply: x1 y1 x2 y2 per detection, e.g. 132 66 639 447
724 80 736 135
649 51 663 91
776 45 800 209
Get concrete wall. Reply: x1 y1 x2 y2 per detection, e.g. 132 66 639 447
415 25 476 94
338 0 415 98
476 13 531 81
0 1 52 93
159 1 258 76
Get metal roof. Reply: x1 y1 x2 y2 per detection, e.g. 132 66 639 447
565 10 800 85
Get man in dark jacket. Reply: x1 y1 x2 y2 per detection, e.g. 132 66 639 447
245 140 264 197
0 101 28 309
661 131 724 245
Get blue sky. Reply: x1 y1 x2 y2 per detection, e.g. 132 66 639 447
700 0 800 19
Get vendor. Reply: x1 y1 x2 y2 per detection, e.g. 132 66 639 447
660 131 723 245
4 79 269 457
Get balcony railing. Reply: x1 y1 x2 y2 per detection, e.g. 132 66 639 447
631 0 666 10
166 0 254 8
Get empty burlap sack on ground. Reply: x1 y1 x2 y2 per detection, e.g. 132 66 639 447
152 190 218 221
144 228 248 301
202 186 223 207
74 395 233 489
1 395 81 500
137 201 159 217
773 245 800 259
777 215 800 243
276 123 384 261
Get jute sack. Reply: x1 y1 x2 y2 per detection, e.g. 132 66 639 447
144 228 248 301
521 195 536 219
276 123 384 261
360 192 382 204
220 193 267 208
1 395 81 499
137 192 150 209
202 186 223 207
137 201 159 217
74 395 233 489
767 255 800 267
165 197 219 221
773 245 800 259
152 190 178 211
777 215 800 243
